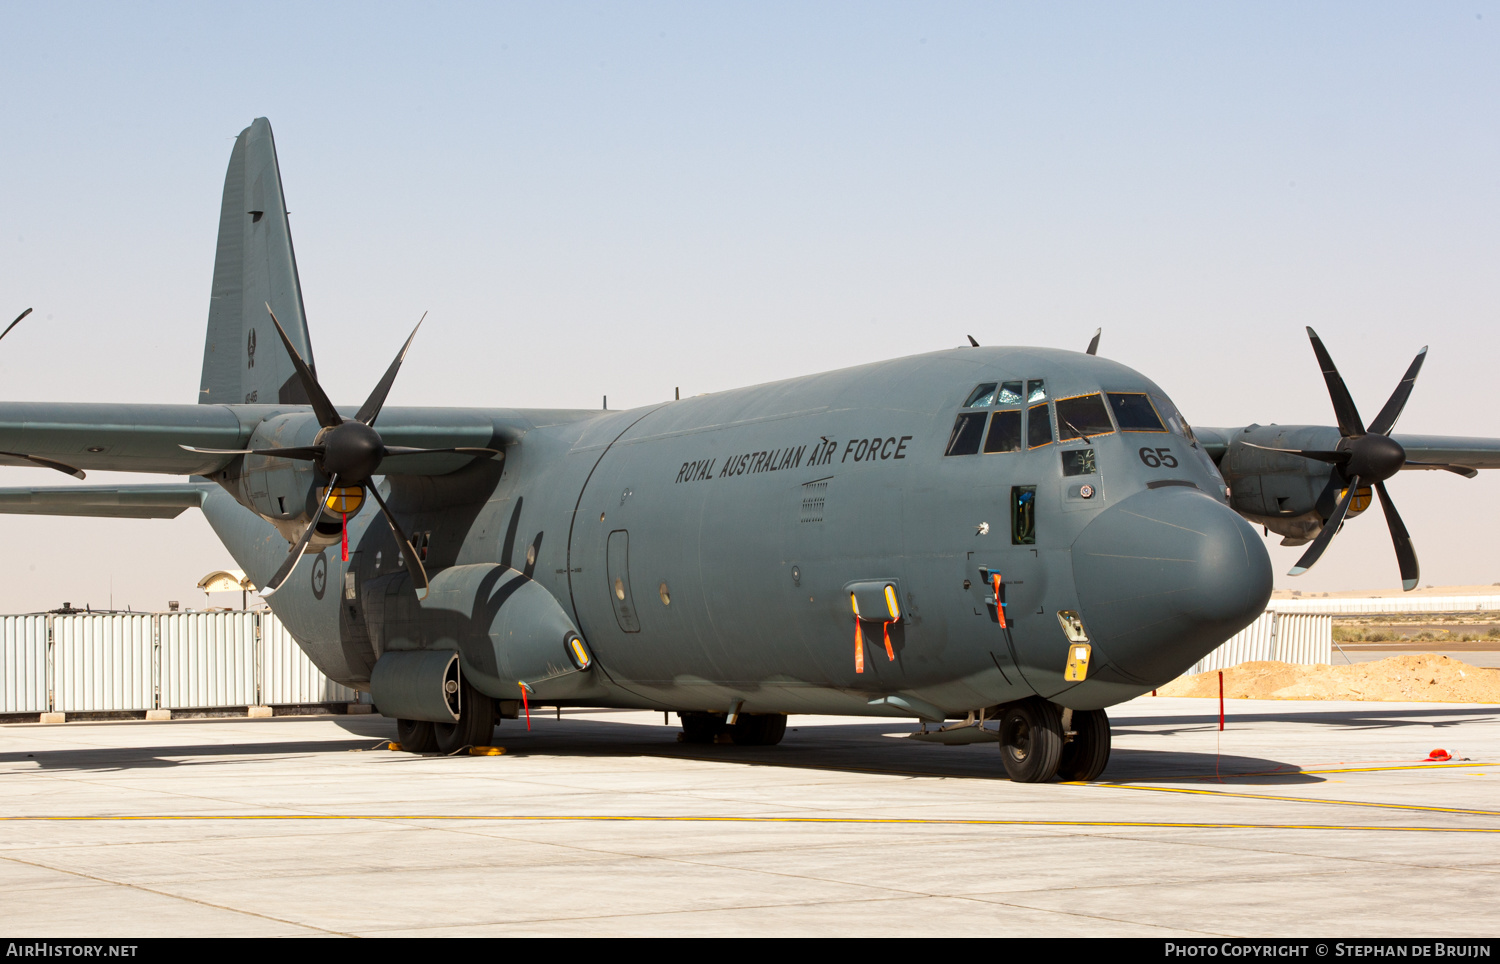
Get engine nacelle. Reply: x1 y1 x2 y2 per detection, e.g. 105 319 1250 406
1217 423 1370 544
219 411 343 548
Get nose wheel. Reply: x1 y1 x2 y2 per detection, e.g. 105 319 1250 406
1056 708 1111 782
998 699 1112 782
998 698 1063 782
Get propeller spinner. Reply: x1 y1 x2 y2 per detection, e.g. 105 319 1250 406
182 306 498 599
1244 328 1476 591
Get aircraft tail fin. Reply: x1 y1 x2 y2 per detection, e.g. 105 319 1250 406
199 118 316 406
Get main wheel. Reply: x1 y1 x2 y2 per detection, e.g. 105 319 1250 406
433 680 496 754
730 713 787 746
679 711 727 744
1056 708 1112 782
999 698 1064 783
396 718 437 753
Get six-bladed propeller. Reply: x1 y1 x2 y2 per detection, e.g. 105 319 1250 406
1244 328 1476 591
182 305 497 598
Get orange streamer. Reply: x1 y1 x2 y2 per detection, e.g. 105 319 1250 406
992 573 1006 628
854 620 864 673
882 620 894 660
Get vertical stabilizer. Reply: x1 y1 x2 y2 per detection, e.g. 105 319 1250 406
199 118 316 405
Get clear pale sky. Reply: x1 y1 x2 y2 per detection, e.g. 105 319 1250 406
1 2 1497 611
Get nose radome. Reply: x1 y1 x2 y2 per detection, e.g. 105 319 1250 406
1071 485 1272 686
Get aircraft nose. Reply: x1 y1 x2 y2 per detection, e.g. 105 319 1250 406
1071 484 1272 686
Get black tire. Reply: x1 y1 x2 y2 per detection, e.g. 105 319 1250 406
730 713 788 746
999 698 1064 783
679 711 726 744
433 681 496 754
1056 708 1111 782
396 718 437 753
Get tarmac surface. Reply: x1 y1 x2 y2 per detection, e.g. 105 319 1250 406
1 696 1497 937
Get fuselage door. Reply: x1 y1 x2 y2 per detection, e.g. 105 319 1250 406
606 529 641 633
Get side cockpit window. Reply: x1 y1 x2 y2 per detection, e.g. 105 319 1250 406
1107 393 1166 432
944 412 986 456
1055 393 1113 441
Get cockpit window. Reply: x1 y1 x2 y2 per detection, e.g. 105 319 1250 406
983 410 1022 453
1026 379 1048 403
944 412 986 456
1107 393 1166 432
964 383 998 408
1061 448 1097 476
1027 403 1053 448
1055 393 1115 441
997 381 1024 405
1151 394 1198 443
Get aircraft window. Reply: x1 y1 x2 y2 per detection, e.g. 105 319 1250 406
983 410 1022 453
997 381 1024 405
1061 448 1097 476
1107 393 1166 432
1151 394 1198 443
1055 393 1114 441
964 383 998 408
1027 403 1053 448
1026 379 1047 403
1011 486 1036 545
944 412 986 456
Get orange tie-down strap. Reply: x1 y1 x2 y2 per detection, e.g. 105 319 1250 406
991 573 1006 628
853 619 897 673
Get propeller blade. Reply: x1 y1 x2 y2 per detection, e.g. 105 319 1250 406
355 313 425 427
0 308 33 344
1241 442 1349 464
179 444 325 461
380 446 500 459
1305 328 1366 438
264 304 342 428
1404 460 1479 479
260 474 337 596
367 482 429 600
966 335 980 348
1366 346 1428 437
1288 475 1361 577
1086 328 1101 356
1373 480 1419 591
0 451 85 479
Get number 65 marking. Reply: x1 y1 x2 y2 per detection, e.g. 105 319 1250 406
1138 447 1178 468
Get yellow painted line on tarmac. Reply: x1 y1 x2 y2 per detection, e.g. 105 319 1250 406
0 813 1495 833
1088 781 1500 818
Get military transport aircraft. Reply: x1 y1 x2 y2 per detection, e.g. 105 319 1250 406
3 118 1497 782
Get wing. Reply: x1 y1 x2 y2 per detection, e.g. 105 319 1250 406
0 402 595 477
0 483 211 518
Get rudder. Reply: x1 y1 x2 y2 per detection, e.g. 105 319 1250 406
199 117 316 406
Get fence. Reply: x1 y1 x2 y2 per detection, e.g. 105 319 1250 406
0 610 358 716
1186 610 1334 675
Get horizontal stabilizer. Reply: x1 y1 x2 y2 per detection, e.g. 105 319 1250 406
0 483 211 518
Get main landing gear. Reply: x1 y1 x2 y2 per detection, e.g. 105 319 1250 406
396 678 496 754
998 698 1111 783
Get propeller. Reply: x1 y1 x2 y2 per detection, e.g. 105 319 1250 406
0 309 86 479
1248 328 1474 591
197 306 497 598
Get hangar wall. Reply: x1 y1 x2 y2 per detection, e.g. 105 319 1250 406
0 611 358 716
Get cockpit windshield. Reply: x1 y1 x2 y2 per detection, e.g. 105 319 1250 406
1106 393 1166 432
1055 393 1114 441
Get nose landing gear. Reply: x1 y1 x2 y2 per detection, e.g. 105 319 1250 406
998 698 1111 782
